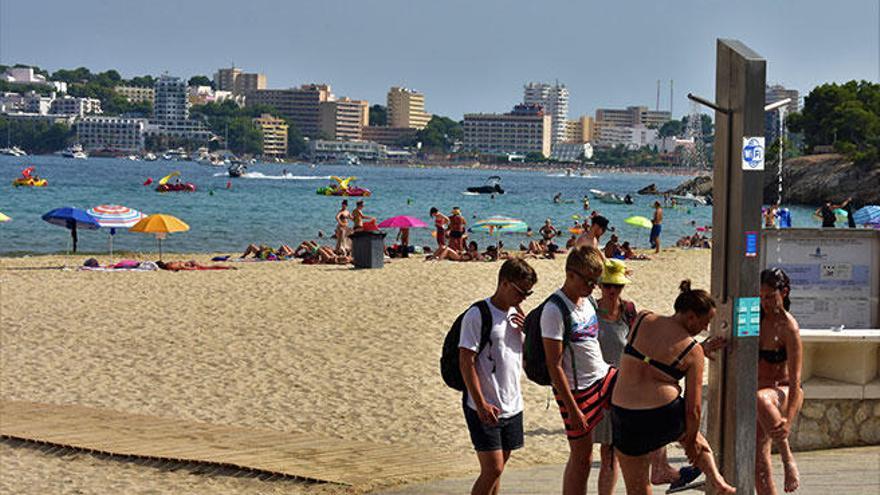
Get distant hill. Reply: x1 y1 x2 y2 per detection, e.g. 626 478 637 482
667 154 879 206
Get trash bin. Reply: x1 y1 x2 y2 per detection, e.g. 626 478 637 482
350 230 386 269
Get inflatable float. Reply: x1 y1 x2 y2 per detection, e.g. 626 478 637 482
12 166 47 187
156 171 196 192
317 176 371 197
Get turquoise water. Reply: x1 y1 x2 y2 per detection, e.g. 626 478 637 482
0 155 817 255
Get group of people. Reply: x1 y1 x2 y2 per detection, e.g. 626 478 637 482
454 247 803 495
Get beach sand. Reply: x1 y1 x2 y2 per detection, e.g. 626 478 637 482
1 248 710 494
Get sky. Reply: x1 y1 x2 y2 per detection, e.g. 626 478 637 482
1 0 878 120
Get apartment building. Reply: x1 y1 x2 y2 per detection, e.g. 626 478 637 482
523 82 569 145
246 84 333 138
153 75 190 122
77 116 147 152
309 139 386 161
115 86 155 104
594 125 658 149
564 116 594 143
252 114 288 158
387 87 430 129
214 67 267 95
765 84 800 144
50 96 102 118
319 97 368 141
463 104 552 158
361 126 418 146
595 105 671 129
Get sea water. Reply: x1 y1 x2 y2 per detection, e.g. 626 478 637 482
0 155 817 255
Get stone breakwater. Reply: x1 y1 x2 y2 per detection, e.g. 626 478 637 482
790 399 880 451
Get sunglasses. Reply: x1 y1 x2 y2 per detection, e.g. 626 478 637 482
570 270 601 288
510 281 534 298
601 283 624 290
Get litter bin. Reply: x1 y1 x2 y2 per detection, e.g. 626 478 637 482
350 230 386 269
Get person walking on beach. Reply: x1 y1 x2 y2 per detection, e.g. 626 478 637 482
541 246 619 495
577 215 609 250
755 268 803 495
449 207 467 252
459 259 537 495
610 280 735 495
650 201 663 253
352 200 374 232
430 207 449 249
335 200 351 253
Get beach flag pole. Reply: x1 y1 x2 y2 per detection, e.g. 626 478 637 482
690 39 766 494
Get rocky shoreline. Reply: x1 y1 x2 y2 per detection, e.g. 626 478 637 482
663 154 879 206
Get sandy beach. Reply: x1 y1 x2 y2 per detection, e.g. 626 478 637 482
0 248 711 494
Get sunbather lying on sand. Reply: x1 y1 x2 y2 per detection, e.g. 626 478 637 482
240 243 294 259
157 260 236 271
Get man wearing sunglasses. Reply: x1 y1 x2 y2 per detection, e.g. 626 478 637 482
459 258 537 495
540 245 618 495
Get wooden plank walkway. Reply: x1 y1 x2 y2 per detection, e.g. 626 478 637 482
0 400 469 487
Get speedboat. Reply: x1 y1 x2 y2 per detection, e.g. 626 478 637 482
670 194 708 206
590 189 626 204
144 153 158 162
467 176 504 195
0 145 27 157
228 162 247 177
59 144 87 159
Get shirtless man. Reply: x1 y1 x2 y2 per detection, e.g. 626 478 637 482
650 201 663 254
352 200 374 232
335 200 352 253
430 207 450 249
449 207 467 252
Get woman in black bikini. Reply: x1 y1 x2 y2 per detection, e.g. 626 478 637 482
610 280 735 495
756 268 803 495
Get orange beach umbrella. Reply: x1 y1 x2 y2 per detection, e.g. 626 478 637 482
129 214 189 260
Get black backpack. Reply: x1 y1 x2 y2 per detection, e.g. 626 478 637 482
523 293 596 388
440 300 493 391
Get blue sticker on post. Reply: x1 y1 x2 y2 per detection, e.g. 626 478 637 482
745 231 758 257
735 297 761 337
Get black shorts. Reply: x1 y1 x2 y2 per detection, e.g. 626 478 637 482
450 230 464 239
612 397 685 457
463 402 524 452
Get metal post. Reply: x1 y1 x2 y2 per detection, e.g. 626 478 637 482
703 39 766 495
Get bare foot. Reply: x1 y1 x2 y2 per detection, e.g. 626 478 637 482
651 467 679 485
783 459 800 492
712 478 736 494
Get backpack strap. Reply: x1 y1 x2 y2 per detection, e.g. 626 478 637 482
548 293 578 390
474 300 493 354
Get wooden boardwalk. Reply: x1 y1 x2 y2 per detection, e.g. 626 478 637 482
0 400 469 488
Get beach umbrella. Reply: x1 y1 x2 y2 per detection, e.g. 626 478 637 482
41 207 100 253
87 204 146 260
624 216 653 229
129 214 189 260
853 205 880 226
378 215 428 229
0 212 10 222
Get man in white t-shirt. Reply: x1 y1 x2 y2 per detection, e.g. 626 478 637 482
459 258 537 495
541 245 618 495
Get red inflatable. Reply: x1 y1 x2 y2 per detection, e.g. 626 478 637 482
156 183 196 192
143 177 153 186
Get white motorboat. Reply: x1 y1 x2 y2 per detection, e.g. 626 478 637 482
59 143 88 159
0 145 27 157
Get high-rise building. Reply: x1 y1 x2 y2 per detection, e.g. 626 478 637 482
214 67 267 95
387 87 430 129
362 126 418 146
247 84 333 138
463 104 552 158
523 82 569 146
594 105 670 145
153 75 189 123
564 116 594 143
319 98 369 141
765 84 799 144
252 114 288 158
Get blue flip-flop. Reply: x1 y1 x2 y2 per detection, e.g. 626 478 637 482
666 466 703 493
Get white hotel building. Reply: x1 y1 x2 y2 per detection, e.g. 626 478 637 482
77 116 147 153
463 104 552 158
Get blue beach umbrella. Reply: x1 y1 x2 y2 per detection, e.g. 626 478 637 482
853 205 880 226
41 207 101 253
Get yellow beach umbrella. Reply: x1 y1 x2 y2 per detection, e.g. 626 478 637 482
0 212 10 222
129 214 189 260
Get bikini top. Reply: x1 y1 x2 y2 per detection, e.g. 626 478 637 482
759 347 787 364
623 313 698 381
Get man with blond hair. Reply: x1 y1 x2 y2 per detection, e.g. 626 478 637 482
541 245 617 495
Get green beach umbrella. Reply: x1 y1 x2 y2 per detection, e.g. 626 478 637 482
624 215 653 229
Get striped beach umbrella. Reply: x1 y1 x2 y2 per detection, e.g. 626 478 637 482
87 204 146 259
